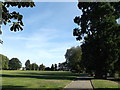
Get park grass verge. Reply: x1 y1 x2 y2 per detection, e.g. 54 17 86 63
1 70 80 90
91 79 120 90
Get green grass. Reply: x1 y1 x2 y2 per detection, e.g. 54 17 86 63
92 79 120 90
2 70 120 90
1 70 80 90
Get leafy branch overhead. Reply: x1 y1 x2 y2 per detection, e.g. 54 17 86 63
73 2 120 41
1 1 35 32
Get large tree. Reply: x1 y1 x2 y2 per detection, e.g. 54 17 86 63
0 54 9 70
51 64 55 71
54 64 57 71
39 64 45 71
73 2 120 78
65 46 82 73
9 58 22 70
31 63 38 70
25 60 30 70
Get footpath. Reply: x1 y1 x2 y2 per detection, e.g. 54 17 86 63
64 77 93 90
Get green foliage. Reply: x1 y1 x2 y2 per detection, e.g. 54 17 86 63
50 64 58 71
55 64 57 71
65 46 82 73
25 60 30 70
1 1 35 32
31 63 38 70
8 58 22 70
39 64 45 71
58 62 68 71
74 2 120 78
51 64 55 71
0 54 9 69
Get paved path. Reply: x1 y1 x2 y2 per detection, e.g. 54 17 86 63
64 77 93 90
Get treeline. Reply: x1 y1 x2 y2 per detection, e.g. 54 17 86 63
63 46 120 78
0 54 22 70
0 54 61 71
24 60 58 71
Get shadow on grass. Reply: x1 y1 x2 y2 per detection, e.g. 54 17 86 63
2 85 62 90
2 72 120 90
1 74 77 80
94 89 120 90
15 72 81 77
2 77 120 90
1 72 86 80
75 77 94 80
107 78 120 83
64 89 120 90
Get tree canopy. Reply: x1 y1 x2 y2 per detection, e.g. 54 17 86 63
39 64 45 71
51 64 55 71
73 2 120 78
25 60 30 70
0 54 9 69
31 63 38 70
1 1 35 32
0 1 35 44
65 46 82 73
9 58 22 70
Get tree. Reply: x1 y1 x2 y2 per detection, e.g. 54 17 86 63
9 58 22 70
30 64 32 70
0 54 9 70
31 63 38 70
58 62 68 71
39 64 45 71
45 67 51 71
114 56 120 76
25 60 30 70
51 64 55 71
54 64 57 71
65 46 82 73
73 2 120 78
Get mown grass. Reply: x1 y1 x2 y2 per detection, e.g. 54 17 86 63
2 70 120 90
1 70 80 90
92 79 120 90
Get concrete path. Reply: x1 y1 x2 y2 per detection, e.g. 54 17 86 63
64 77 93 90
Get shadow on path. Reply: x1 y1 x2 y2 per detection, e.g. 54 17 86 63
1 72 81 81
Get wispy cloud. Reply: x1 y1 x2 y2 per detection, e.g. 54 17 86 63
4 27 79 66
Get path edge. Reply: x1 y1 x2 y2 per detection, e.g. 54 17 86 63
64 80 74 88
64 76 79 89
90 79 94 90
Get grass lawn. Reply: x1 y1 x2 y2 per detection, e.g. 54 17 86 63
92 79 120 90
1 70 80 90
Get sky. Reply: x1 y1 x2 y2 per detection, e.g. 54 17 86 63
0 2 82 67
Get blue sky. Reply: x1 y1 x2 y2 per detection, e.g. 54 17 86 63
1 2 82 67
